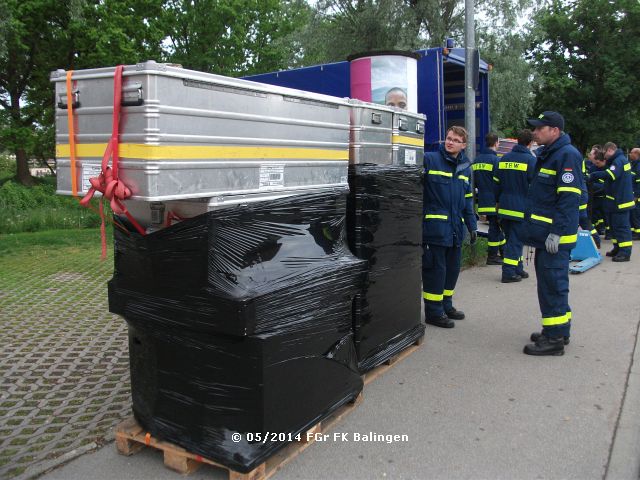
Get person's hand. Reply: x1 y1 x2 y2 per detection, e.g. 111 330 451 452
469 230 478 245
545 233 560 254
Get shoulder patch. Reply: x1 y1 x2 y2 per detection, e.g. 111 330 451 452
561 172 575 183
611 165 616 171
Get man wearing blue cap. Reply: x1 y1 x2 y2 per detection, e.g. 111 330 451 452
522 111 583 356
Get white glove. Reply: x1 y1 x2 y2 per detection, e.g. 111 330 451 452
545 233 560 254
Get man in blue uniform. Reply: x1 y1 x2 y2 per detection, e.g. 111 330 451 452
587 146 607 236
422 126 478 328
629 148 640 240
494 129 536 283
522 111 583 356
590 142 634 261
473 133 504 264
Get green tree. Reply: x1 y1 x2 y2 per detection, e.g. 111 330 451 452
529 0 640 152
159 0 308 76
292 0 533 64
479 32 535 137
0 0 165 186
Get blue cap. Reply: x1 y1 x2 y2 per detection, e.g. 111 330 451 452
527 111 565 130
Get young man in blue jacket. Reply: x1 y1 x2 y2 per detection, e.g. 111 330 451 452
494 129 536 283
473 133 504 264
523 111 583 356
422 126 478 328
590 142 634 261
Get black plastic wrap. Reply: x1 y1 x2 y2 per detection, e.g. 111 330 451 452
110 191 365 337
347 164 425 372
108 191 366 473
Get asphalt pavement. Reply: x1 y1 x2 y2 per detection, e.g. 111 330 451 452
36 239 640 480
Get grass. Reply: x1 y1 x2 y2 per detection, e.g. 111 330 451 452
0 227 112 258
0 176 109 234
462 237 488 268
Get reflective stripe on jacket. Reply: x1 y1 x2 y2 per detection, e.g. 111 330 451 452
472 148 498 214
495 144 536 221
423 145 477 247
522 134 583 250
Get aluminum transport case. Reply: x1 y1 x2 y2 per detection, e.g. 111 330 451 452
392 110 425 166
52 61 351 202
347 100 425 166
348 100 394 165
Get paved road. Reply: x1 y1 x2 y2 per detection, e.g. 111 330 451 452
36 240 640 480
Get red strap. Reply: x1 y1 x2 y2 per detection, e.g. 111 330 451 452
80 65 146 255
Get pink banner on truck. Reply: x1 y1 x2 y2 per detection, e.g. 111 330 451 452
350 57 372 103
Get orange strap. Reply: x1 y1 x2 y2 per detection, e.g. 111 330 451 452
80 65 146 258
66 71 78 197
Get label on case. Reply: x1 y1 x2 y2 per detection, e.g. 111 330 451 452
404 150 417 165
259 164 285 189
82 165 102 192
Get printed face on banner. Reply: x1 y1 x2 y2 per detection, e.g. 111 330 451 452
369 56 417 112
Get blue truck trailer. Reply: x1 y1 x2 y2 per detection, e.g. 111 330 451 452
244 46 491 151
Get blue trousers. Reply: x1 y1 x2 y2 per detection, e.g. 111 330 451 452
608 210 632 256
535 248 571 339
422 243 461 318
486 215 504 256
631 200 640 235
501 219 525 277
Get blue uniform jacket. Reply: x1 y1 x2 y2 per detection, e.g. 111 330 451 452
494 144 536 222
471 147 498 214
630 159 640 197
522 134 583 250
590 149 635 212
423 145 477 247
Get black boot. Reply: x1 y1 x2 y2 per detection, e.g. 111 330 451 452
425 314 455 328
445 308 465 320
486 255 502 265
612 254 631 262
501 275 522 283
517 270 529 279
530 331 569 345
606 247 619 257
523 335 565 356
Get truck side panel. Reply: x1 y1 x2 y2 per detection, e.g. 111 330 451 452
245 62 350 98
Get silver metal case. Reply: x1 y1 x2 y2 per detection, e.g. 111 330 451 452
391 111 425 166
348 100 394 165
51 61 351 201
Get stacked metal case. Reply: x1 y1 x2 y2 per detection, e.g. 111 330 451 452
346 100 426 372
51 60 351 227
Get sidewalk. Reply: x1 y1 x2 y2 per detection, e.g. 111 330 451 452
29 240 640 479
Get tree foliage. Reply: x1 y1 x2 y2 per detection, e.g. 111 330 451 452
528 0 640 152
479 32 535 137
0 0 166 185
159 0 308 76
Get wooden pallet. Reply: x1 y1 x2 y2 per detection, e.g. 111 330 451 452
115 336 423 479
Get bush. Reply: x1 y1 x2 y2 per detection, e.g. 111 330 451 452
0 177 109 234
0 155 17 182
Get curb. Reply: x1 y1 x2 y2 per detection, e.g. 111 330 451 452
605 313 640 480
